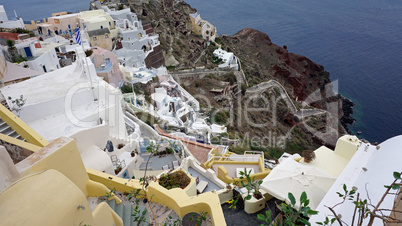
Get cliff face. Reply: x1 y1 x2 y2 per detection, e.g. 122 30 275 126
127 0 353 151
222 28 331 102
131 0 207 68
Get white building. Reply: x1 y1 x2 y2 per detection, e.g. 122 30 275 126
121 66 156 84
106 8 160 69
0 47 127 141
24 41 61 73
1 36 62 73
309 135 402 225
0 5 25 29
151 87 194 127
213 48 238 69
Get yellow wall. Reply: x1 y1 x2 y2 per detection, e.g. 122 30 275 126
206 155 271 185
0 170 95 226
87 168 227 225
189 16 202 35
93 202 123 226
17 137 90 195
334 135 360 160
89 34 113 51
217 165 271 185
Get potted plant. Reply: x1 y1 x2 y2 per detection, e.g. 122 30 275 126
115 166 122 175
240 168 263 200
302 150 316 163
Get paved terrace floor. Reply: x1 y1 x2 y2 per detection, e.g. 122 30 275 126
154 124 214 163
188 167 221 193
139 153 179 171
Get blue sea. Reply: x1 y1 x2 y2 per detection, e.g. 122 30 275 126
2 0 402 142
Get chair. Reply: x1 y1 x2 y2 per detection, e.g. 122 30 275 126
196 180 208 193
172 160 180 169
162 165 169 170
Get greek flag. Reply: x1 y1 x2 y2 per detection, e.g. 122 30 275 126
75 25 81 45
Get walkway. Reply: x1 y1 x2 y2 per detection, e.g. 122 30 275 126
246 80 326 119
153 124 214 164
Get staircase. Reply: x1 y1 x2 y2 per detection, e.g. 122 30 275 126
104 199 181 226
0 117 25 141
145 201 180 225
105 199 150 226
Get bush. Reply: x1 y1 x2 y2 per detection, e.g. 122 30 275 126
224 72 237 85
120 84 133 94
241 83 248 95
159 171 190 190
213 111 228 125
135 112 159 127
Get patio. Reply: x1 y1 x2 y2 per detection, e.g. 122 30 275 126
138 153 179 171
188 167 221 193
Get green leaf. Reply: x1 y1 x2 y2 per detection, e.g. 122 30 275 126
300 191 307 204
257 214 266 221
331 218 337 224
343 184 347 192
307 209 318 215
304 199 310 207
316 222 323 225
299 218 310 226
288 192 296 206
393 172 401 180
392 184 400 190
384 185 391 189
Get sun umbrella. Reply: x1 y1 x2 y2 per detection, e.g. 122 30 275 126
261 157 336 209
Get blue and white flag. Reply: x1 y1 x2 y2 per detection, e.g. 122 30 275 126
75 25 81 45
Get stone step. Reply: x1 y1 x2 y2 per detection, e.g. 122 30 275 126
122 203 133 226
156 208 174 224
107 199 116 210
114 200 124 218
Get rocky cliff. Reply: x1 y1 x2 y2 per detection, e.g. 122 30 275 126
126 0 354 152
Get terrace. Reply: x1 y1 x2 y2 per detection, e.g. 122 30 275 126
204 150 271 184
188 166 221 193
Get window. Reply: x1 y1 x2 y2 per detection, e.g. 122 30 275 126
93 37 97 41
105 34 109 39
139 33 142 38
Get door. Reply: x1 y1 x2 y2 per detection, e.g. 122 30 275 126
24 47 32 57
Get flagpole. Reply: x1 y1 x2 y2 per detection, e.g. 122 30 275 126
76 23 97 101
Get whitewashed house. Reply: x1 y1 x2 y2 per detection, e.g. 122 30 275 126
213 48 238 69
108 8 160 69
0 5 25 29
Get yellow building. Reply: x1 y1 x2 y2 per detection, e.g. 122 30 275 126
78 9 119 39
26 12 78 37
87 28 113 51
189 12 217 42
